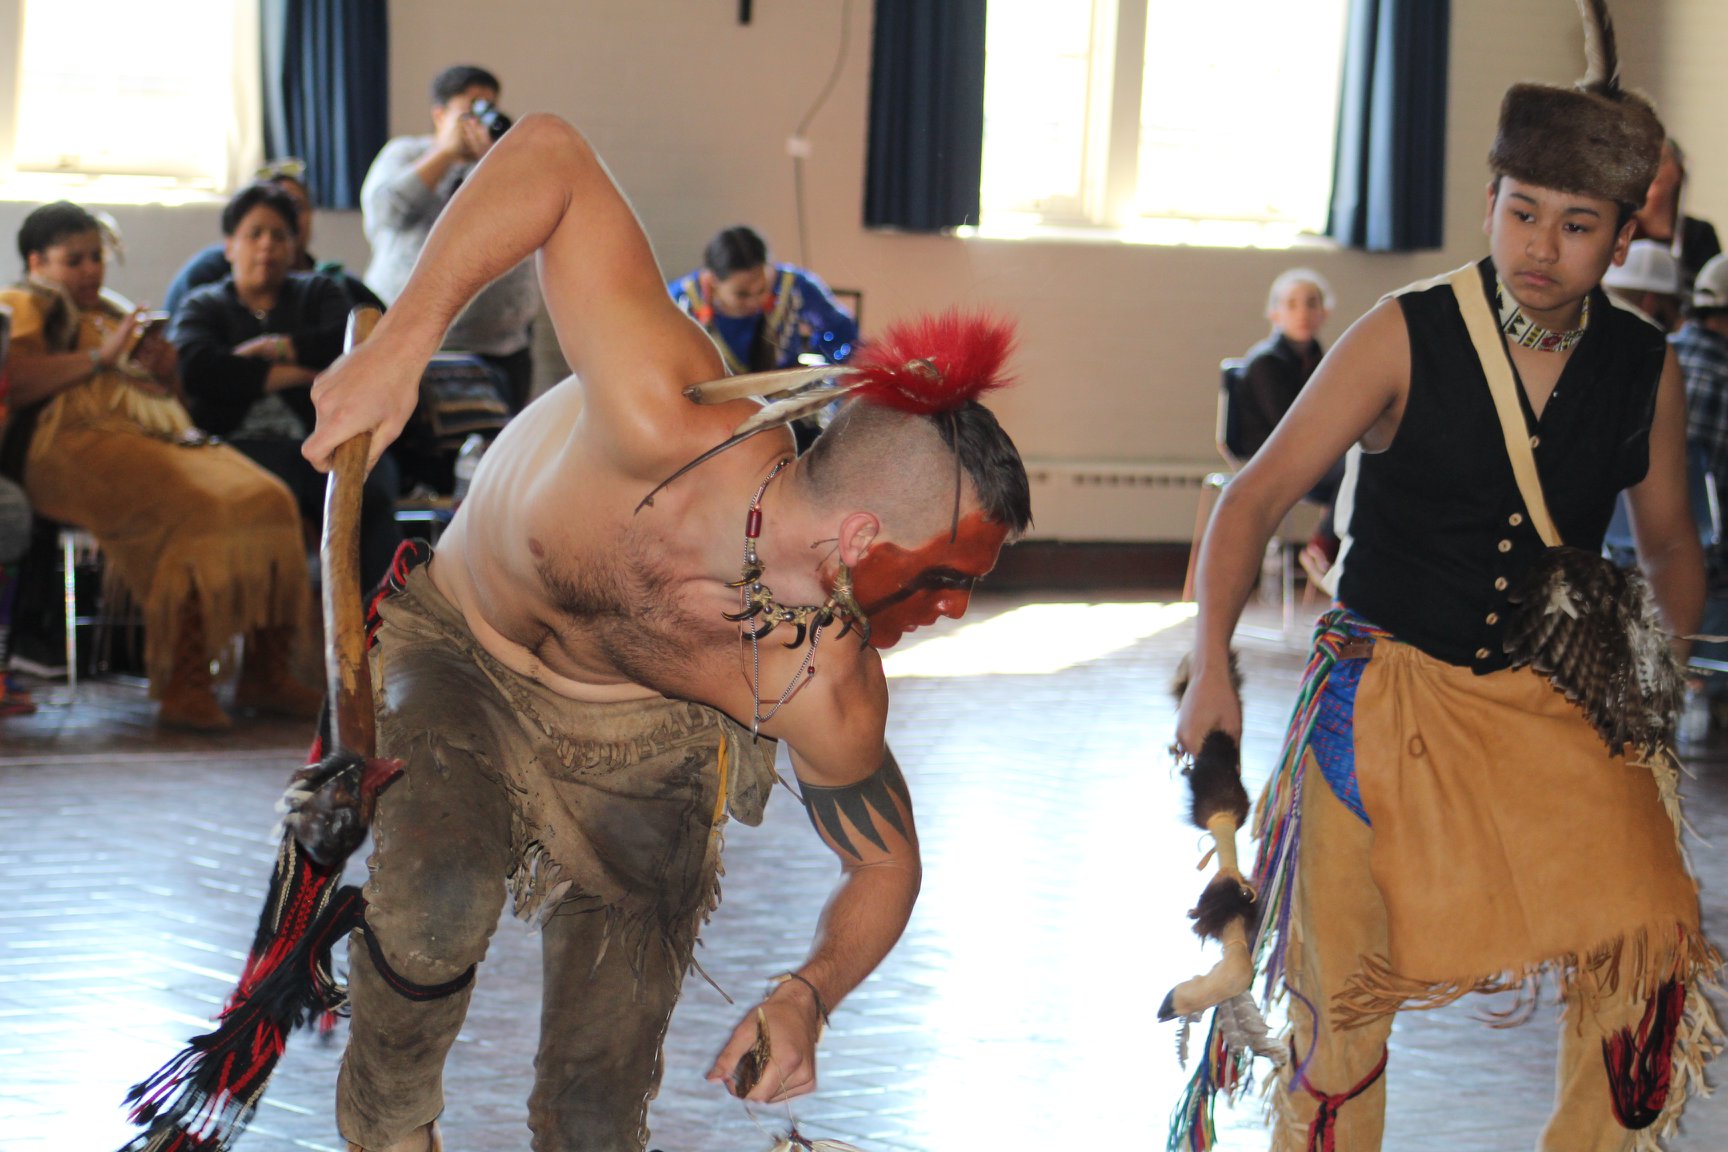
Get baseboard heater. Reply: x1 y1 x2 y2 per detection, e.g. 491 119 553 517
1021 459 1220 543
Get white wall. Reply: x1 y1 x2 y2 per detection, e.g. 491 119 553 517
0 0 1709 539
1649 0 1728 230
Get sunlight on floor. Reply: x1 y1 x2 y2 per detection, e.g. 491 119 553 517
882 601 1197 678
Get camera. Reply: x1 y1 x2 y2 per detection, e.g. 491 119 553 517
470 99 513 141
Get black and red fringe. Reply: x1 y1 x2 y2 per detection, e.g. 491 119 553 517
120 821 362 1151
1605 978 1687 1130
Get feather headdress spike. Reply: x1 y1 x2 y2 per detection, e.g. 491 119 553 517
638 310 1017 510
1578 0 1619 95
683 362 860 406
1487 0 1661 211
635 386 862 511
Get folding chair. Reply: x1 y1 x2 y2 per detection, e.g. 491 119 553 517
1184 358 1318 642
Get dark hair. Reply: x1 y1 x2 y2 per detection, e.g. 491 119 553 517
703 226 769 279
430 64 500 104
937 400 1033 535
802 399 1033 538
220 183 301 238
1490 174 1637 230
17 201 100 267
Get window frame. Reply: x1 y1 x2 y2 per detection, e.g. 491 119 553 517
0 0 263 203
978 0 1349 245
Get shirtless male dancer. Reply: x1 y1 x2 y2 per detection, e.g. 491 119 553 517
303 113 1030 1152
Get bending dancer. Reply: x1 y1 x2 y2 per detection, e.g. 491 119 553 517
304 113 1029 1152
1173 4 1720 1149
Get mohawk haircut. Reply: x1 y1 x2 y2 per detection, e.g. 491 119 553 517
800 398 1032 540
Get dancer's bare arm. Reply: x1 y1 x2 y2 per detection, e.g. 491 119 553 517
305 114 718 471
707 667 920 1104
1176 299 1408 751
1626 347 1705 653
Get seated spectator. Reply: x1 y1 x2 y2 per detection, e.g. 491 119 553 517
163 158 383 318
1672 254 1728 727
1634 138 1723 294
0 313 35 716
1 201 320 730
1603 238 1684 332
669 225 858 373
172 184 402 592
670 226 859 451
1236 268 1344 569
0 471 27 717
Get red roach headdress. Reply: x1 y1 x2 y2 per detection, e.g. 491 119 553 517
845 310 1015 413
637 309 1016 510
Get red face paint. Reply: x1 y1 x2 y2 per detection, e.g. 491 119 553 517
849 512 1008 649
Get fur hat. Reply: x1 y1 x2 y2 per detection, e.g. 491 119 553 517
1487 0 1664 211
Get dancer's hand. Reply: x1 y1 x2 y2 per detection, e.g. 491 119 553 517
708 992 823 1104
1175 657 1242 757
303 329 422 473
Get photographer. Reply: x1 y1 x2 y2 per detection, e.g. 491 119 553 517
359 64 539 411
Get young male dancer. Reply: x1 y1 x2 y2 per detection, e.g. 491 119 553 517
1175 4 1719 1148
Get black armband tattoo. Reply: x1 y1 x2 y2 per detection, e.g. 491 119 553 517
798 748 912 860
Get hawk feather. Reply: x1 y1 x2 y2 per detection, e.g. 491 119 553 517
1503 547 1683 755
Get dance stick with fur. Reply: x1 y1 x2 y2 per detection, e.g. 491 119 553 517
1159 654 1257 1022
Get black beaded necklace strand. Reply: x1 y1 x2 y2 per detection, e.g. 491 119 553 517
726 457 868 734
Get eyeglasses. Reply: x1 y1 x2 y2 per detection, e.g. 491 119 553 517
255 157 308 183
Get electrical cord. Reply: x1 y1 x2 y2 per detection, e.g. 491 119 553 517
790 0 853 269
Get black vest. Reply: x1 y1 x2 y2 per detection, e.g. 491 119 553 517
1335 259 1665 671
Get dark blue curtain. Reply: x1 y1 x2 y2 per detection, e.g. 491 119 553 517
864 0 986 232
261 0 388 210
1327 0 1450 251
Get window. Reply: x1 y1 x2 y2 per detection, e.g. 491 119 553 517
0 0 261 202
980 0 1351 246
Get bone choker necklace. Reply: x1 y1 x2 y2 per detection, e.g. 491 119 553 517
1496 279 1589 352
728 458 868 734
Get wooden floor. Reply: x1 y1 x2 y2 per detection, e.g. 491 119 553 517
3 590 1728 1151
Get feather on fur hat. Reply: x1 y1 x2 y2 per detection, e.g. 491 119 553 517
1487 0 1664 211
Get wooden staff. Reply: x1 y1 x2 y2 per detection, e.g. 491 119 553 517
282 306 401 867
321 306 380 764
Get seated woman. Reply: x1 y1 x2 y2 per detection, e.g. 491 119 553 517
162 157 384 317
172 183 401 592
1 201 320 730
1237 267 1344 571
0 422 32 718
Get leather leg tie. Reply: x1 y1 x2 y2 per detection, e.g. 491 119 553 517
360 919 476 1002
1294 1043 1389 1152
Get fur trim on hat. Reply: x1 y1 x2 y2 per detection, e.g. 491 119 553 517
1487 0 1664 210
